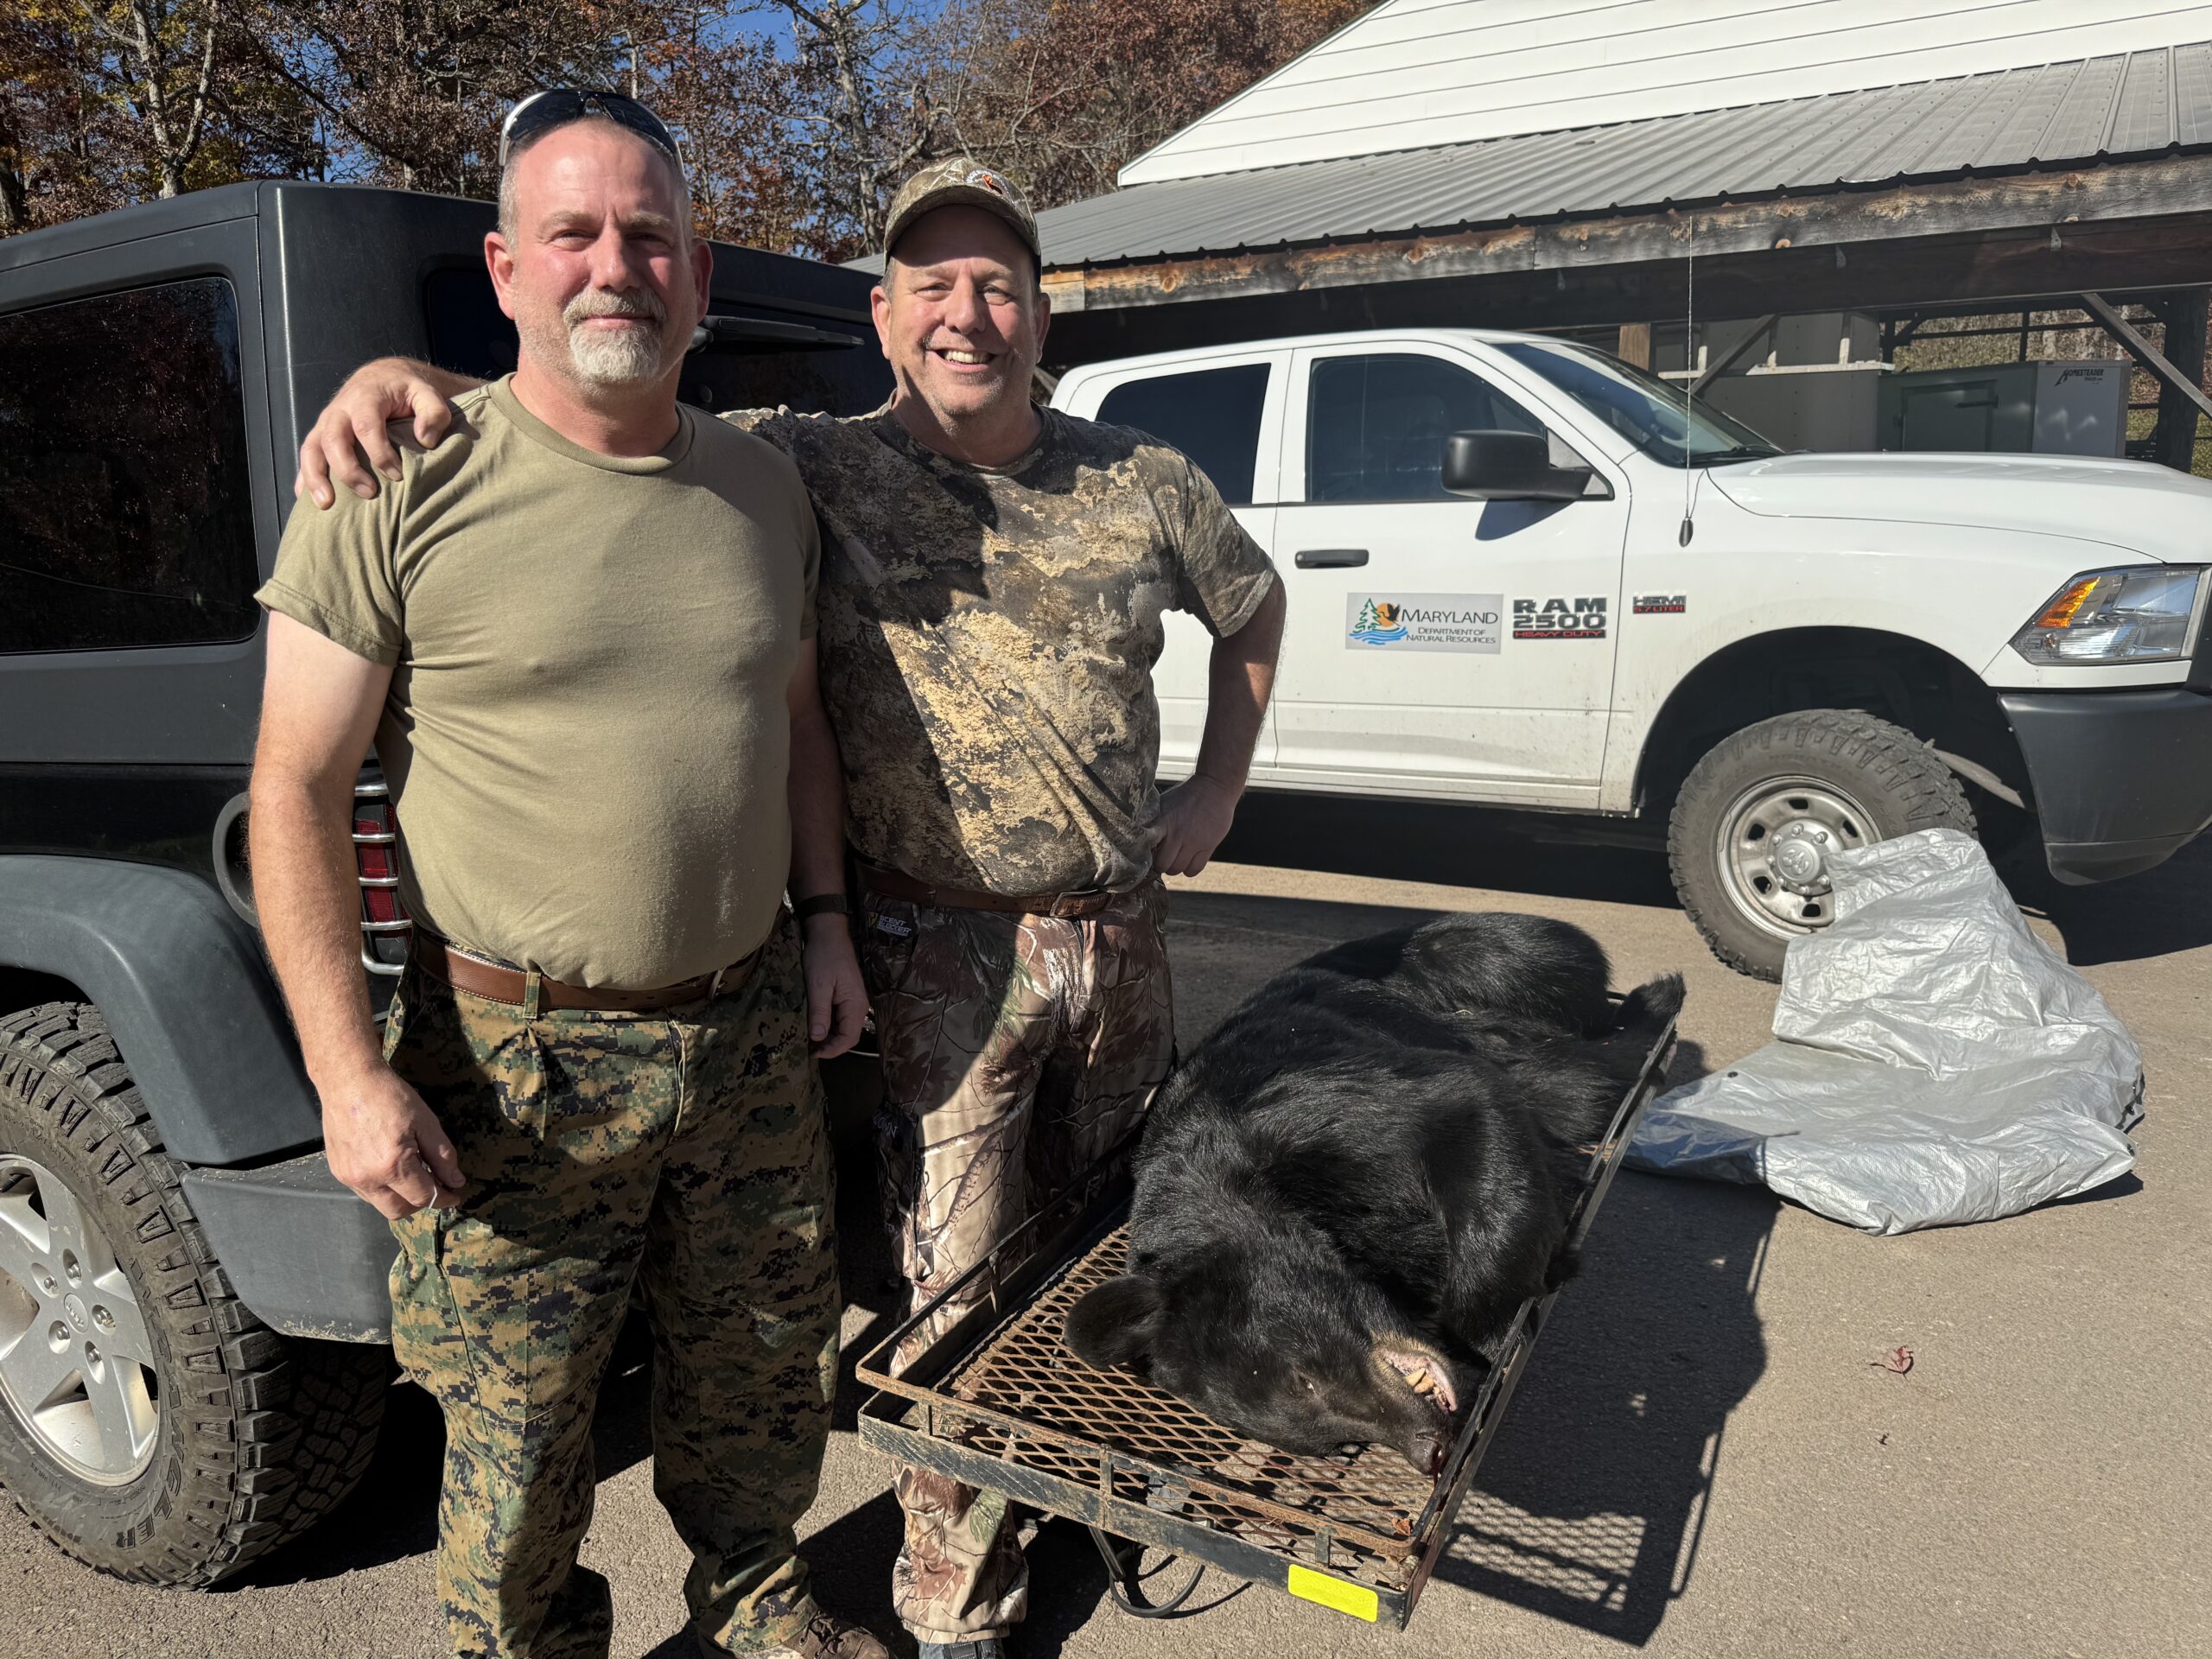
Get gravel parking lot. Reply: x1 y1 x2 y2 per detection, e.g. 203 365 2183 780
5 800 2208 1659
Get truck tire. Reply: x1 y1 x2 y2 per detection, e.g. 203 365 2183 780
1669 710 1976 981
0 1001 387 1586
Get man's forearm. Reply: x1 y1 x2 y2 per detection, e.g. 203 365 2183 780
1194 575 1287 793
789 699 850 900
379 357 482 399
250 774 383 1087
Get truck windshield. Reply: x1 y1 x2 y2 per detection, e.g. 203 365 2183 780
1497 341 1783 467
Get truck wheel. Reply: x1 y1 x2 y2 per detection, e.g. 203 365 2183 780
1669 710 1975 981
0 1001 387 1586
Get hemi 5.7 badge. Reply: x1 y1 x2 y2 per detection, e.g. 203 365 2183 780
1513 596 1608 639
1634 594 1688 614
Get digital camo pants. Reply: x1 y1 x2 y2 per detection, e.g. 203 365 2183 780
383 917 841 1658
859 880 1175 1643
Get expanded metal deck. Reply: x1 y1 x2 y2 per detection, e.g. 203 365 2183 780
937 1222 1439 1582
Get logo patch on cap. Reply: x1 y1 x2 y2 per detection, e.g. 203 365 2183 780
965 168 1008 197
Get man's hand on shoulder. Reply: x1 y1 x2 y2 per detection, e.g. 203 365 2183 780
1154 773 1243 879
800 913 868 1060
296 357 479 510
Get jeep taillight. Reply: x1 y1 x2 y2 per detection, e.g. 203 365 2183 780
353 777 410 977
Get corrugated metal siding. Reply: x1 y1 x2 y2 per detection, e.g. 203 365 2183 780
1122 0 2212 184
1038 43 2212 271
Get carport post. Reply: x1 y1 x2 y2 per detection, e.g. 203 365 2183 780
2151 291 2209 473
1617 322 1653 369
2082 291 2212 472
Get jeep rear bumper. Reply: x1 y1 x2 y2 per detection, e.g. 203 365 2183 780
2000 687 2212 885
182 1154 397 1343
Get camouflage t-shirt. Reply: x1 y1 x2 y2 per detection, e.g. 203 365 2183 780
732 404 1275 895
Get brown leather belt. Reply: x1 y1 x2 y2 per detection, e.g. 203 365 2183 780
411 933 764 1014
859 863 1120 919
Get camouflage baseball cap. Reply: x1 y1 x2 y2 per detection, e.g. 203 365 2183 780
882 157 1041 262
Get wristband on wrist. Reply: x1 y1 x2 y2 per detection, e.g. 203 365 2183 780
792 892 851 923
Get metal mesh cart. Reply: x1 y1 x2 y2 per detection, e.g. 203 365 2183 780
856 1013 1676 1630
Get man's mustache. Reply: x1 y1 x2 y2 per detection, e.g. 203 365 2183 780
565 288 665 329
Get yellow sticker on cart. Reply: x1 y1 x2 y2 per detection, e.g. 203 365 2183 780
1287 1563 1380 1621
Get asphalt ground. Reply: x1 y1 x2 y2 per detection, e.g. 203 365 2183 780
4 798 2209 1657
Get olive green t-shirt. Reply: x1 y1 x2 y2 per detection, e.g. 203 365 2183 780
258 378 818 989
733 404 1276 894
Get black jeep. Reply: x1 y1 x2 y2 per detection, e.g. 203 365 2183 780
0 182 888 1585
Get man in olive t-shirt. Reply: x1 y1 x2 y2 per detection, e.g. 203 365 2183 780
251 110 883 1659
259 373 817 989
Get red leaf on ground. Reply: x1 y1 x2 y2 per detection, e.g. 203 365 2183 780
1870 1345 1915 1375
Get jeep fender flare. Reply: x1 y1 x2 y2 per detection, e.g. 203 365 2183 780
0 855 321 1164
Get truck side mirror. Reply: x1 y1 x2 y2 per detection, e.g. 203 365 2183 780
1441 429 1597 501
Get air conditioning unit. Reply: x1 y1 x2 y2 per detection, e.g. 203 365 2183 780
1877 360 2129 457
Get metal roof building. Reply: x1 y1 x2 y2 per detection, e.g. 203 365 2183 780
1031 1 2212 465
1037 42 2212 270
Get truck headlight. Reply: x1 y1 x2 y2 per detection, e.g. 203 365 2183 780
2011 565 2206 664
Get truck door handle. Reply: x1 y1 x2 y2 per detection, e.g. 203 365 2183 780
1295 548 1369 568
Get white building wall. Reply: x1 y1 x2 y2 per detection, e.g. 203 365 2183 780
1120 0 2212 185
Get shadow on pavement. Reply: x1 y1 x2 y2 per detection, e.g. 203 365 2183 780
1427 1173 1773 1645
1217 791 1679 911
2015 833 2212 967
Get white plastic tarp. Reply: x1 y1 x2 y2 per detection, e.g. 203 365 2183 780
1629 829 2143 1234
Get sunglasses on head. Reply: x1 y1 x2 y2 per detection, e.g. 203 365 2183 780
499 89 681 169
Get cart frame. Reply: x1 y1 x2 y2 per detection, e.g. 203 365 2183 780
855 1013 1677 1630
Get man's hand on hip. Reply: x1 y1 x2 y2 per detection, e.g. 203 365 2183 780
1154 773 1242 878
320 1062 467 1219
296 358 469 509
801 914 869 1060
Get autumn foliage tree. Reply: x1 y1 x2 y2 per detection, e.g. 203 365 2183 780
3 0 1380 249
4 2 322 232
922 0 1371 211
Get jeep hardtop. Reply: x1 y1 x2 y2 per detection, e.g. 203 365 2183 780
0 181 889 1586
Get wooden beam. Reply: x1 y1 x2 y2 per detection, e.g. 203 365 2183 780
1044 213 2212 367
2082 290 2212 427
1691 315 1779 393
1052 155 2212 314
1616 322 1652 367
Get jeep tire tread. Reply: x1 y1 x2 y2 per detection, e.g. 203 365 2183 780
1669 710 1977 982
0 1001 387 1586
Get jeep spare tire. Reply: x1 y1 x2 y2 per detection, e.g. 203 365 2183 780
1669 709 1977 981
0 1001 387 1586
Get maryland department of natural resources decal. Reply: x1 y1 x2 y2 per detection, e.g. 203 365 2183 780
1513 596 1609 639
1346 594 1503 653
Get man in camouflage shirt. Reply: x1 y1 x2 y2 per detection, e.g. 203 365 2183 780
298 157 1285 1659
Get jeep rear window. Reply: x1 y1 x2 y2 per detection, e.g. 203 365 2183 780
423 265 890 416
0 277 260 654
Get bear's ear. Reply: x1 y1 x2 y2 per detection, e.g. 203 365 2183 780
1064 1275 1161 1373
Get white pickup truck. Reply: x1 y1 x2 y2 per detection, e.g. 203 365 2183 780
1052 330 2212 978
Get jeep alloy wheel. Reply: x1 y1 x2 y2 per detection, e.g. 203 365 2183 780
0 1152 160 1484
0 1001 388 1586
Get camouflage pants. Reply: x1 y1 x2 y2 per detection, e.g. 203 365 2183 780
383 916 841 1658
858 879 1175 1643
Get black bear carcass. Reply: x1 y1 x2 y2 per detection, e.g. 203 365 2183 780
1064 912 1681 1476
